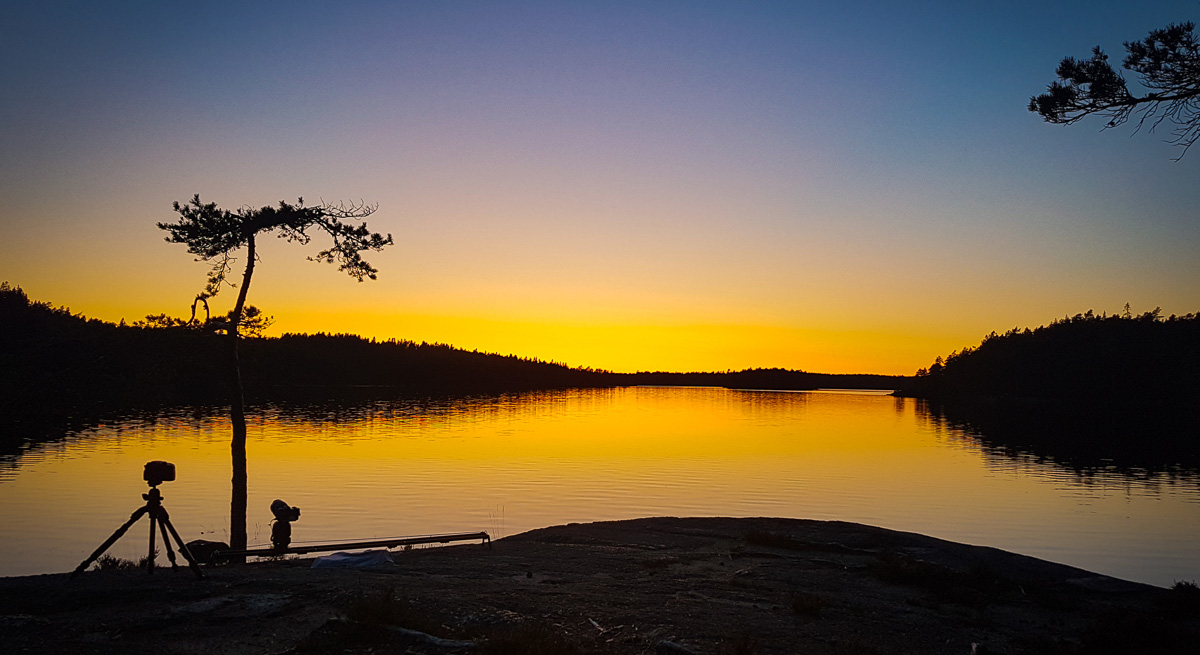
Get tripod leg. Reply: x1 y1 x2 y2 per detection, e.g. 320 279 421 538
147 511 158 574
159 511 205 579
70 505 149 579
156 511 179 572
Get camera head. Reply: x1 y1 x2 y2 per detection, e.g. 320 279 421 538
270 499 300 523
143 460 176 486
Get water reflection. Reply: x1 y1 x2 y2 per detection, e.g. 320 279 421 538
0 387 1197 586
914 398 1200 492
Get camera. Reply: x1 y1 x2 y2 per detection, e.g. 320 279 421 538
270 499 300 550
143 460 176 486
270 499 300 523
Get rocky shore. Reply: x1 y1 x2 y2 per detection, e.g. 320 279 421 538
2 517 1197 654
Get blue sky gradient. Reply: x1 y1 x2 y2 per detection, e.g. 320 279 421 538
3 1 1197 373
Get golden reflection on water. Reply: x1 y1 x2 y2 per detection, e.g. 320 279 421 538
1 387 1197 586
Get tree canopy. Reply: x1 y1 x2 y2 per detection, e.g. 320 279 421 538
1029 21 1200 158
159 195 392 304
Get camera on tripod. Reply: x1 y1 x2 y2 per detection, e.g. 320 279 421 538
71 461 204 579
143 460 176 486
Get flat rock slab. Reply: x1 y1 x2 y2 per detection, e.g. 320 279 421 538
1 517 1197 654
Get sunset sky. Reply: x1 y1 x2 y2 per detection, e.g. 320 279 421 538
3 1 1197 375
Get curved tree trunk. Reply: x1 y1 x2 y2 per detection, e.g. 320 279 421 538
227 234 256 557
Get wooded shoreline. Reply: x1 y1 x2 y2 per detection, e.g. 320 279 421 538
5 283 1198 474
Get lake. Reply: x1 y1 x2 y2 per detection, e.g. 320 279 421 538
1 386 1197 586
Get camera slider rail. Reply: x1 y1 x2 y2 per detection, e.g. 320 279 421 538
212 531 491 560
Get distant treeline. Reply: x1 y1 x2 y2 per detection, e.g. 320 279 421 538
0 284 605 416
896 308 1200 463
898 308 1200 406
618 369 902 391
0 284 899 421
894 308 1200 470
6 285 1199 470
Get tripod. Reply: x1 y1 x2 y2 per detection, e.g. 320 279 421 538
71 484 204 579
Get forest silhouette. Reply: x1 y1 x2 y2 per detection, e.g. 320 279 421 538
4 283 1197 469
897 307 1200 470
900 307 1199 407
0 283 897 418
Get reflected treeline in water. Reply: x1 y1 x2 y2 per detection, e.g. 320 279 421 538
898 308 1200 476
914 397 1200 484
0 385 820 476
250 385 818 440
0 388 573 472
627 369 902 390
0 403 227 481
255 387 620 430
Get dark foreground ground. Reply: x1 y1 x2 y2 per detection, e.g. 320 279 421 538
2 517 1198 655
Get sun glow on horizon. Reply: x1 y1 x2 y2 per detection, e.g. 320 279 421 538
274 308 969 376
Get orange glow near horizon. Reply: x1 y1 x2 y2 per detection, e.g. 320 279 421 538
5 272 986 376
17 261 1192 378
274 308 956 375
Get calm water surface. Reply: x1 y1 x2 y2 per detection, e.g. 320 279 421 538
1 387 1197 585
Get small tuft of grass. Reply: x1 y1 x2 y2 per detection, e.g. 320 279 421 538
92 551 158 571
93 554 139 571
1171 579 1199 596
1165 579 1200 616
